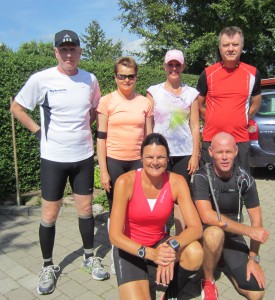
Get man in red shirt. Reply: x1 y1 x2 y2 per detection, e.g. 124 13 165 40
197 26 261 171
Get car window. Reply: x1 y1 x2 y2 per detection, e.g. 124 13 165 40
258 93 275 116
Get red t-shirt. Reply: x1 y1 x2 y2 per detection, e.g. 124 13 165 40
197 62 261 142
124 169 174 246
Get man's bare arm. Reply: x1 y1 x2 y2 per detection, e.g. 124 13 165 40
248 94 261 120
198 95 206 120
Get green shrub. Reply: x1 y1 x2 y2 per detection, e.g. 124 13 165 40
94 165 102 189
0 49 56 200
0 47 198 202
93 191 108 211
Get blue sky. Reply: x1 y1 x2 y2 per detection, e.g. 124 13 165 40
0 0 143 53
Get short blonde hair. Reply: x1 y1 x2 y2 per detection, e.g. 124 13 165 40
114 57 138 75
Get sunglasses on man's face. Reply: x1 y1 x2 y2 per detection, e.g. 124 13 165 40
116 74 137 80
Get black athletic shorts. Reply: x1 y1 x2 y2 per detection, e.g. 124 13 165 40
40 156 94 201
221 233 264 291
168 155 191 185
114 236 169 286
106 157 142 212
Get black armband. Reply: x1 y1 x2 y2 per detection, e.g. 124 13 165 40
34 129 41 140
97 131 107 139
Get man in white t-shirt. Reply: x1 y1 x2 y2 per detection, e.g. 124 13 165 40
10 29 110 295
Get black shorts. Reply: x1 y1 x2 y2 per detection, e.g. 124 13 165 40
221 233 264 291
168 155 191 185
40 156 94 201
106 157 142 212
201 141 251 172
114 236 169 286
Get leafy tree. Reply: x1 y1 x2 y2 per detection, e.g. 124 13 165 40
117 0 275 76
81 20 123 61
0 43 12 53
16 41 55 59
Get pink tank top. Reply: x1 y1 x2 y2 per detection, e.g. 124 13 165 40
124 169 174 246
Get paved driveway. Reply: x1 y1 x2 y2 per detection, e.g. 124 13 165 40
0 170 274 299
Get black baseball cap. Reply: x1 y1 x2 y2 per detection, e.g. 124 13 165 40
54 30 80 47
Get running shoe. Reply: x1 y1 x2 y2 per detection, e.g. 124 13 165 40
201 279 219 300
37 265 60 295
81 255 110 281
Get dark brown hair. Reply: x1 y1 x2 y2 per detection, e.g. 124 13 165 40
141 133 170 157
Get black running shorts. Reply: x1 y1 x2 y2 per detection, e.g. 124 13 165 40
40 156 94 201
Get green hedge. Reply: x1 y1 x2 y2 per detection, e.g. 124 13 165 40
0 52 198 201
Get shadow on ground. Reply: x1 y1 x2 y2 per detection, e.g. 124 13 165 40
250 167 275 180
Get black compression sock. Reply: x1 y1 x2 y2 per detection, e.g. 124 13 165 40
39 222 55 266
164 264 197 299
79 216 94 259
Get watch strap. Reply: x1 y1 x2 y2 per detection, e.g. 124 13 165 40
248 255 260 263
167 239 180 252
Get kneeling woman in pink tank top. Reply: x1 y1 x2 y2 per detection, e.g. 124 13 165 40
109 133 203 300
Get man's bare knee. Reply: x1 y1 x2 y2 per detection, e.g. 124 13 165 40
41 199 62 223
74 194 93 216
203 226 224 251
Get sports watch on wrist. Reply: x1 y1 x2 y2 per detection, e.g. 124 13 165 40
167 239 180 252
137 245 146 259
248 255 260 263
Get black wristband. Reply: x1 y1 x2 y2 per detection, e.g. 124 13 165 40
34 129 41 140
97 131 107 139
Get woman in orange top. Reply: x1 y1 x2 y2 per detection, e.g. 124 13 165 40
97 57 153 273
